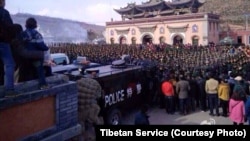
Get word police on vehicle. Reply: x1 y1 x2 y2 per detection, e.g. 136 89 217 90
104 83 142 107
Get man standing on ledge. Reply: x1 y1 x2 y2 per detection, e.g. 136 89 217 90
0 0 19 98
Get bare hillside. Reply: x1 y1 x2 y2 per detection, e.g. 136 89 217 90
11 13 105 43
200 0 250 25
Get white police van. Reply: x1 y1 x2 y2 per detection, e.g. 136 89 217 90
51 53 70 65
51 53 75 73
51 53 101 74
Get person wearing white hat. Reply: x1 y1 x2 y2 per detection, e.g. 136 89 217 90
233 76 248 102
234 76 242 81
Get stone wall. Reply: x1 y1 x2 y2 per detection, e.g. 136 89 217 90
0 74 81 141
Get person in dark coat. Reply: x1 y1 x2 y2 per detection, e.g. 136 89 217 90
187 75 199 112
21 17 49 89
196 75 207 112
245 96 250 125
0 0 19 97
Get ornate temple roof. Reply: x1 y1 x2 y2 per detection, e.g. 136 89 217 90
170 0 195 7
137 0 164 9
172 0 205 8
114 0 206 19
114 3 142 14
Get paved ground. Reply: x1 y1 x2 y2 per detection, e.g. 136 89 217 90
122 106 236 125
148 108 232 125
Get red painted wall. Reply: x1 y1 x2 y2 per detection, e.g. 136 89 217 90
0 96 56 141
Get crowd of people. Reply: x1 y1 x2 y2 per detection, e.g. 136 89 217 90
48 42 250 125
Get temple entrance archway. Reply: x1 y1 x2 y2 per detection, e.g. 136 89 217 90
131 37 136 45
142 34 153 45
192 36 199 46
159 36 166 44
173 35 183 46
110 38 114 44
119 36 127 44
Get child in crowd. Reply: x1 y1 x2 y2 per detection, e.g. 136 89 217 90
22 17 49 89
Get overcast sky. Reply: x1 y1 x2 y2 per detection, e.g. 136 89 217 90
5 0 158 26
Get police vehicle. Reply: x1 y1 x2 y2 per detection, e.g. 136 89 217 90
67 59 157 125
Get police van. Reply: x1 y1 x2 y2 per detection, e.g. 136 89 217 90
68 59 156 125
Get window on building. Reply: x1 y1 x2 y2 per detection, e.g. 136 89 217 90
192 24 198 33
237 36 242 44
160 27 165 34
131 29 136 35
110 30 114 36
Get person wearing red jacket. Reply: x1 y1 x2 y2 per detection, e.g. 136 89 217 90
161 75 175 114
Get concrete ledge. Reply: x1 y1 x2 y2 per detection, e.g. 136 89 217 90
40 124 82 141
0 81 76 110
0 74 69 95
0 74 80 140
